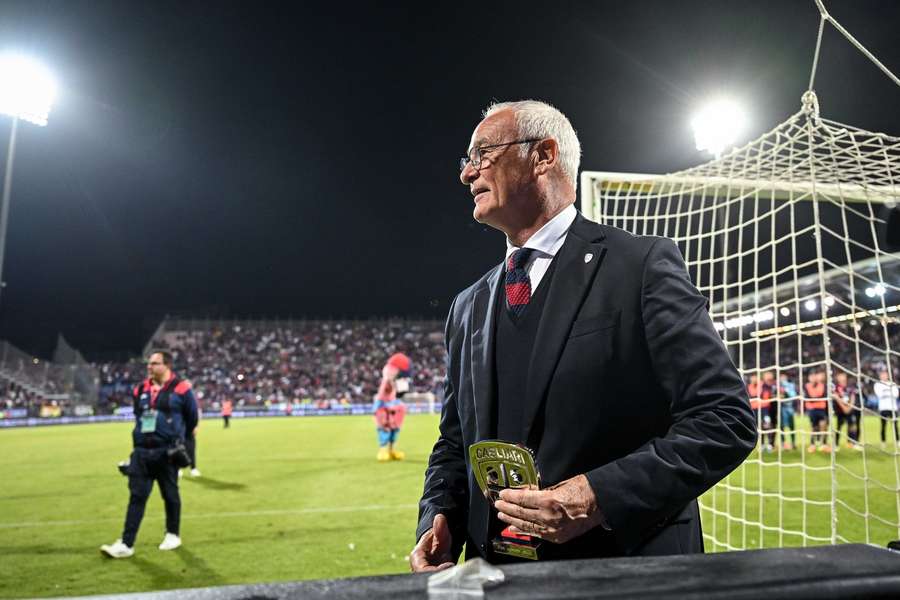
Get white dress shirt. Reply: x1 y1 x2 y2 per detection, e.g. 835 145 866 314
504 204 578 292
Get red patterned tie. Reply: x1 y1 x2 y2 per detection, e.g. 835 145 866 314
505 248 535 317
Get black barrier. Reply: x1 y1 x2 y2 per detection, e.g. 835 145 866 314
64 544 900 599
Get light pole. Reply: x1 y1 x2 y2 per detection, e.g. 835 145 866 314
0 52 56 310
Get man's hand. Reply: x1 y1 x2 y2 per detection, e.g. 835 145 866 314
409 514 455 572
495 474 605 544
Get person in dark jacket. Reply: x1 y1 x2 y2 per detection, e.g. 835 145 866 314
410 100 755 570
101 351 198 558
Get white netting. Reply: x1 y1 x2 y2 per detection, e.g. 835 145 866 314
581 95 900 549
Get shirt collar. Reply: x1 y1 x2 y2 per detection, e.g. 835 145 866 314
505 204 577 262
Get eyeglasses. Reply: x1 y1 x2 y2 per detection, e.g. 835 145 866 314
459 138 541 171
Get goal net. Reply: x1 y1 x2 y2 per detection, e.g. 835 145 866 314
580 93 900 550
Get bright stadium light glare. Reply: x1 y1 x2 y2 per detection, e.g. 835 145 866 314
780 307 791 317
0 52 56 312
866 287 876 297
0 53 56 126
824 295 835 307
691 98 747 157
874 283 887 296
754 310 774 323
804 299 818 312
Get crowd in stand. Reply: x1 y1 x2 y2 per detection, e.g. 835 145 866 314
741 321 900 393
0 381 38 411
0 359 75 416
0 360 65 394
96 321 447 411
5 318 900 424
741 321 900 452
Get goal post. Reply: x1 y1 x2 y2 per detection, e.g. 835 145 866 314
580 99 900 551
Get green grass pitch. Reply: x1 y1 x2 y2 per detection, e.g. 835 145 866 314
701 415 900 551
0 415 442 598
1 414 898 598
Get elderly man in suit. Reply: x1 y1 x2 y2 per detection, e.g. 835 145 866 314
410 100 756 570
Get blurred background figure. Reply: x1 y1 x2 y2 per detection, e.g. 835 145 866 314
779 372 798 451
832 371 861 451
874 368 900 450
761 371 779 452
805 370 830 453
748 372 775 452
222 398 232 428
374 352 410 461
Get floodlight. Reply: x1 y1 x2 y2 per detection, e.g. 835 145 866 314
779 307 791 317
866 287 876 297
691 98 747 157
0 53 56 126
0 53 56 311
804 299 817 312
824 295 835 307
874 283 887 296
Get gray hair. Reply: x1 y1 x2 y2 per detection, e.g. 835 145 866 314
483 100 581 188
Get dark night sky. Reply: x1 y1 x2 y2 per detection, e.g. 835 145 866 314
0 0 898 359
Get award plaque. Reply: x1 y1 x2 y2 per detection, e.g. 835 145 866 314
469 440 542 560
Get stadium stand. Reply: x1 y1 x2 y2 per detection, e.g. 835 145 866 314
744 320 900 408
96 318 447 412
0 339 96 418
2 316 898 421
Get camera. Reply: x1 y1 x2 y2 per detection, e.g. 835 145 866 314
167 440 191 468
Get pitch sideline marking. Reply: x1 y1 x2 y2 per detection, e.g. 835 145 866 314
0 503 418 530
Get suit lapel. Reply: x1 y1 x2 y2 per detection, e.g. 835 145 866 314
522 215 607 446
470 263 504 440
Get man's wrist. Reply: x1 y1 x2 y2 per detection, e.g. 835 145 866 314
577 474 611 531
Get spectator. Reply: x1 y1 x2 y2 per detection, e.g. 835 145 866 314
873 368 899 449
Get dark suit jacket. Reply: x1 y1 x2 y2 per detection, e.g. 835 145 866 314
417 213 756 561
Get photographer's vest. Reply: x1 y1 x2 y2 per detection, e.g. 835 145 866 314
133 376 183 446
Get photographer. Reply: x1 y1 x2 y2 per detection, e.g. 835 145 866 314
101 351 198 558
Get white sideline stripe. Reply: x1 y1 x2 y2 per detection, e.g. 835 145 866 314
0 503 418 530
